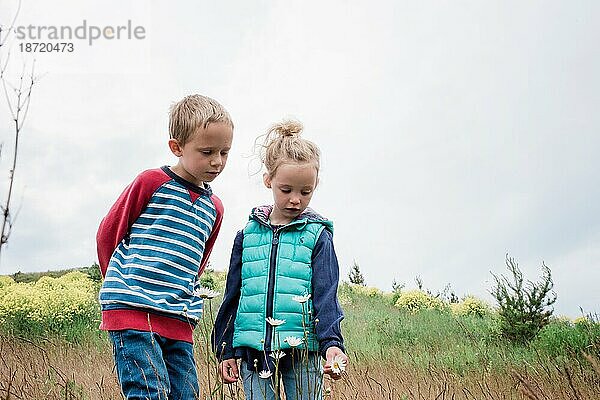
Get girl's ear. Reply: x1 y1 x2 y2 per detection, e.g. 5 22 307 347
263 173 272 188
168 139 183 157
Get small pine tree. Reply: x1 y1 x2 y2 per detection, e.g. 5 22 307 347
348 260 365 286
391 279 404 293
391 279 405 304
490 254 557 343
415 275 423 290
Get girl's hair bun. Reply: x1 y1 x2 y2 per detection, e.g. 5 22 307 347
258 118 320 177
272 120 303 138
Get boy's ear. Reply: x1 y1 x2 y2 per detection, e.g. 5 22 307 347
263 173 272 188
168 139 183 157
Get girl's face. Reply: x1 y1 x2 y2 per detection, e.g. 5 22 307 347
263 162 318 225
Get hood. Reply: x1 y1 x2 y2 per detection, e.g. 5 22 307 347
249 205 333 232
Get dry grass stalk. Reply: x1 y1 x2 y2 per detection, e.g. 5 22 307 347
582 352 600 377
512 369 541 400
2 335 600 399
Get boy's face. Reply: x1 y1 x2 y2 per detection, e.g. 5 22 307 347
169 122 233 186
263 162 318 225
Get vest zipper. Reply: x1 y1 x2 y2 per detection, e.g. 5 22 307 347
264 226 280 351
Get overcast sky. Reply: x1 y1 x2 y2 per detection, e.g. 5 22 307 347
0 0 598 317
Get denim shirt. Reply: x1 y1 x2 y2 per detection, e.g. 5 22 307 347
212 227 345 371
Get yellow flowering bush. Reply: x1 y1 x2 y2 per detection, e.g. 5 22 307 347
554 315 574 325
395 289 447 313
0 275 14 290
0 276 14 308
349 284 382 298
450 295 493 318
573 316 597 327
0 272 99 336
338 290 353 307
337 283 382 306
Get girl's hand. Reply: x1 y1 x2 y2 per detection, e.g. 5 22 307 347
219 358 239 383
323 346 348 380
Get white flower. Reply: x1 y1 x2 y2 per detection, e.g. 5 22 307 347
265 317 286 326
269 350 286 360
258 370 272 379
284 336 303 347
194 287 220 299
292 294 311 303
331 354 346 374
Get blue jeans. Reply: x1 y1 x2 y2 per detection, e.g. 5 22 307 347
109 330 199 400
240 353 322 400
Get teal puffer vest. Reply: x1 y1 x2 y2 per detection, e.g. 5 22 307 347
233 210 332 351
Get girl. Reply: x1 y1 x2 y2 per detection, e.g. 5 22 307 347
212 120 348 400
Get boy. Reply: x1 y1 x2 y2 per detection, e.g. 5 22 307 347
97 94 233 400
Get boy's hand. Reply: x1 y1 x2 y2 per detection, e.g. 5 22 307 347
219 358 239 383
323 346 348 380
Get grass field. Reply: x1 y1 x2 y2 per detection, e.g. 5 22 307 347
0 269 599 399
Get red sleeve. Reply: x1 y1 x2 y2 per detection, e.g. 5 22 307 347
96 169 170 277
198 194 224 275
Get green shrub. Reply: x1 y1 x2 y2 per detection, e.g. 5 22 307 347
199 269 227 291
8 265 101 283
490 255 556 343
532 318 600 358
82 263 103 283
199 269 218 290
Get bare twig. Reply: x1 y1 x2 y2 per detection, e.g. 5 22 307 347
0 1 36 258
0 1 22 49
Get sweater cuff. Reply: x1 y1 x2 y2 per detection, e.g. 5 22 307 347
319 340 345 359
220 351 235 361
214 344 235 361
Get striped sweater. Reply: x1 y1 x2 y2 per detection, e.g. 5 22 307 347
97 166 223 342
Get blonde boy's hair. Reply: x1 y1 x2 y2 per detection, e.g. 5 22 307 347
260 119 321 178
169 94 233 144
